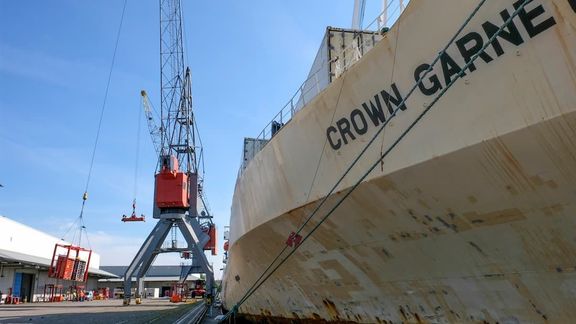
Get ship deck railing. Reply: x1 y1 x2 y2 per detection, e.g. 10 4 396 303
239 0 408 175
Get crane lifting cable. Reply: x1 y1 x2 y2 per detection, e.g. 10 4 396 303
122 95 146 222
60 0 128 244
54 0 128 286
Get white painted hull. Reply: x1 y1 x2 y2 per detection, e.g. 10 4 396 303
223 0 576 322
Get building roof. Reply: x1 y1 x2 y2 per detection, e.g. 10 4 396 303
0 215 115 278
0 248 117 278
99 276 200 283
100 265 200 282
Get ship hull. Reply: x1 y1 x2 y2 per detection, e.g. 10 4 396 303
223 0 576 322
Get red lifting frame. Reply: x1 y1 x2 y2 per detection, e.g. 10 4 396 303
48 243 92 282
43 284 64 302
170 282 189 303
122 214 145 222
121 200 145 222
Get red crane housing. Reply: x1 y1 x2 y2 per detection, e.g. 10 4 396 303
155 156 198 209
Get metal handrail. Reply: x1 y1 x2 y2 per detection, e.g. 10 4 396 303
239 1 408 173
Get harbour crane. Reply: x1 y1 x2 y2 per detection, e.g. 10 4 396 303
123 0 216 305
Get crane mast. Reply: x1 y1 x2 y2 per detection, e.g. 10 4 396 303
159 0 196 172
123 0 215 306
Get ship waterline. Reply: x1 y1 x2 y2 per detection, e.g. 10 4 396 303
222 0 576 322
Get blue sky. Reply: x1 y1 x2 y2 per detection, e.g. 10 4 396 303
0 0 384 279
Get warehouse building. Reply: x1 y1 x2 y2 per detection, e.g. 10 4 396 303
98 265 201 298
0 215 116 303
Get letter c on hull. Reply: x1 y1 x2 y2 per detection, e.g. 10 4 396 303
327 126 342 150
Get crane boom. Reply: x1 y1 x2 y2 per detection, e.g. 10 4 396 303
140 90 163 157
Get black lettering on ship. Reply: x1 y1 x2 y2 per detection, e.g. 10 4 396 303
569 0 576 13
416 0 556 96
327 0 557 151
327 83 406 150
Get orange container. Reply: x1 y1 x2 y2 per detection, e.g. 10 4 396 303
56 256 75 280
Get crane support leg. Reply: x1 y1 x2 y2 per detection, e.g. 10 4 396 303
123 220 172 305
177 216 214 292
122 213 215 305
135 251 158 301
136 277 145 304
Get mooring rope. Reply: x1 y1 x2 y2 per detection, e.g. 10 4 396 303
222 0 535 318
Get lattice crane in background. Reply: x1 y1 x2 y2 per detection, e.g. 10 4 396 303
123 0 216 305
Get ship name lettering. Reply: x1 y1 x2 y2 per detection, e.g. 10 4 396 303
416 0 556 97
327 83 407 150
327 0 557 152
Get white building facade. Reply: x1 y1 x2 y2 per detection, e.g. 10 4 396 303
0 215 115 303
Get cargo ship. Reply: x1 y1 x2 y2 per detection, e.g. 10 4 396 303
221 0 576 322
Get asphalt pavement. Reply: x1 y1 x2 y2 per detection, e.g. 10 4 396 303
0 298 200 324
